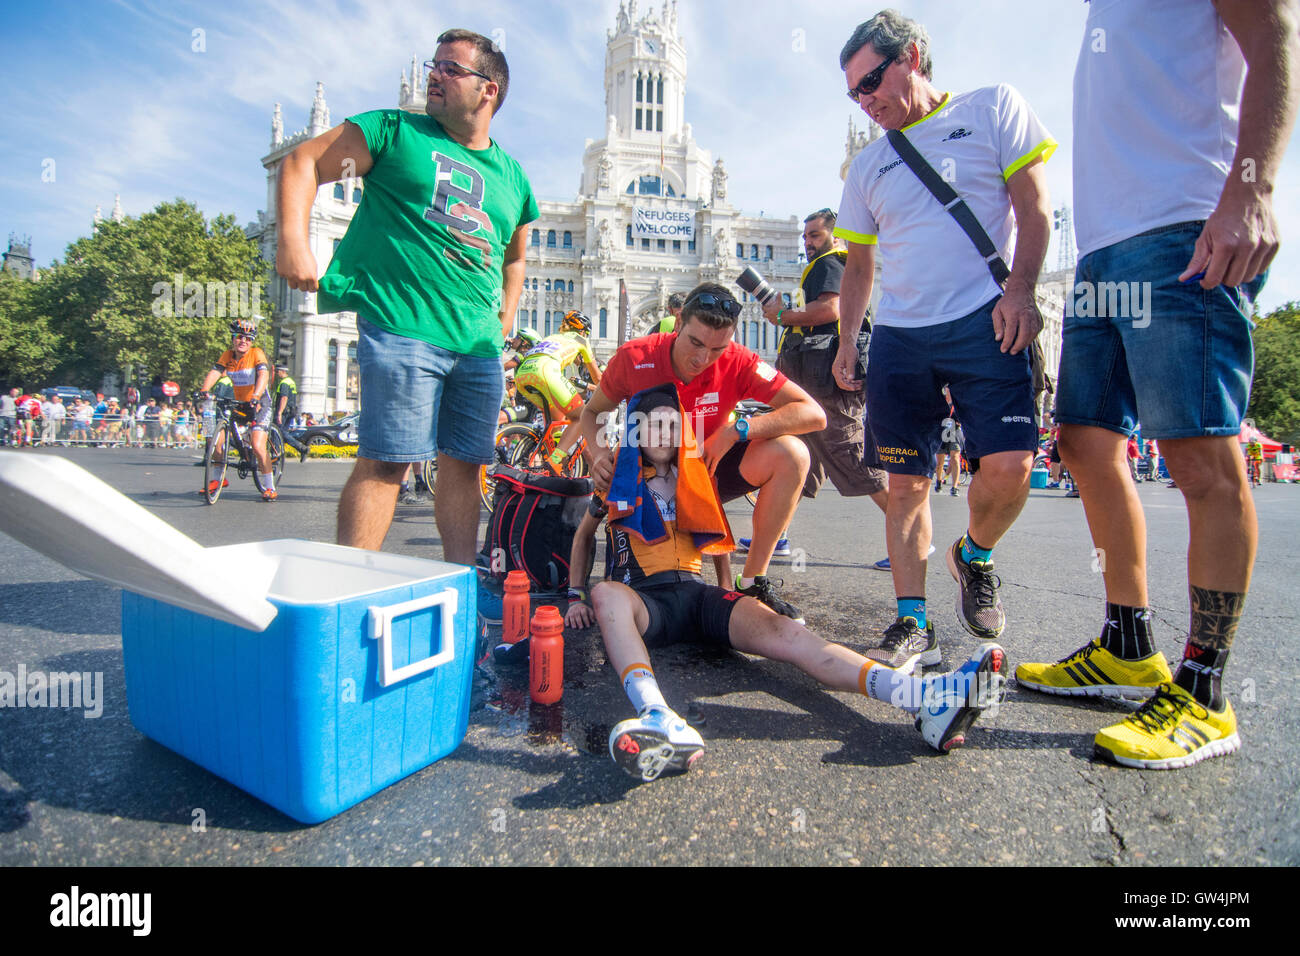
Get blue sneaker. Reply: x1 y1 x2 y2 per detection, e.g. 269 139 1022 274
871 544 935 571
736 536 792 557
915 643 1007 752
477 579 503 625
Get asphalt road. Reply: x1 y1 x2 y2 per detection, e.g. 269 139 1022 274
0 446 1296 866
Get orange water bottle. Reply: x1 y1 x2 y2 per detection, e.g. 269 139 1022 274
503 570 530 645
529 606 564 705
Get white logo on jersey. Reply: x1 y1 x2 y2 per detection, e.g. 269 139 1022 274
756 362 777 382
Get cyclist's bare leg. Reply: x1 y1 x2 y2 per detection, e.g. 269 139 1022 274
338 457 406 549
251 428 273 476
433 453 482 565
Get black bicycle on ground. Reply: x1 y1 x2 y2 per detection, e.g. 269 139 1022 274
204 398 285 504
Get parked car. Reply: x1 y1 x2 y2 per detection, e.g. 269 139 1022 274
289 412 360 448
41 386 97 404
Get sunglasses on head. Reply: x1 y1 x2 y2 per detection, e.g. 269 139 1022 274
847 56 896 102
684 292 742 318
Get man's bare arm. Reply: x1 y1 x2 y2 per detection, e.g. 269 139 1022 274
500 225 529 339
764 291 840 328
992 158 1051 355
744 380 827 440
277 121 374 292
1189 0 1300 287
832 242 875 389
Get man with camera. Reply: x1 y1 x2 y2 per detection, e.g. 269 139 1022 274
764 208 888 526
831 10 1055 672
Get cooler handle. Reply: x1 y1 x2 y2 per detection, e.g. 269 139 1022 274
368 587 459 687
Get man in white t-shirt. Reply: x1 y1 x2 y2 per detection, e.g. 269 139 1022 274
1017 0 1299 771
830 10 1055 673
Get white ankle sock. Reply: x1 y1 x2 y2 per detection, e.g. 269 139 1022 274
622 663 667 714
859 661 926 713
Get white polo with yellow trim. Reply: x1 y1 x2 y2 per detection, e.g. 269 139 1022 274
835 84 1055 329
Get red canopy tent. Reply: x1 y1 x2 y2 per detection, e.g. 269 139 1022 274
1239 422 1283 456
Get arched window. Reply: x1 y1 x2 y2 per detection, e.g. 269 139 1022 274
352 184 362 204
626 224 633 246
544 311 551 334
636 73 643 102
750 321 760 349
530 309 537 324
546 230 556 247
635 175 663 196
765 245 773 259
333 183 345 201
599 308 608 338
751 245 759 260
532 278 539 290
554 276 565 291
567 280 574 292
664 183 675 197
736 243 744 257
657 76 664 105
544 279 551 291
626 181 635 194
531 229 540 246
563 231 572 248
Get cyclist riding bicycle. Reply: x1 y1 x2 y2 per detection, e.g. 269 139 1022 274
1245 438 1264 487
514 311 602 470
199 318 279 501
503 327 541 374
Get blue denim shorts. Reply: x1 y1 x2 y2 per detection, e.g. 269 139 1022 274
866 296 1038 478
356 317 504 464
1055 221 1264 440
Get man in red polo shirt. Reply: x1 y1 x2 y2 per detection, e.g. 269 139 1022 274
581 282 826 622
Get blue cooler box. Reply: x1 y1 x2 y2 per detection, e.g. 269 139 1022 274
1030 468 1049 489
120 540 476 824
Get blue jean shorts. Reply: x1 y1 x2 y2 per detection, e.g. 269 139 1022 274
866 296 1038 478
1055 221 1264 440
356 317 504 464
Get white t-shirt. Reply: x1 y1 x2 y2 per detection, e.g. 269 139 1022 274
1073 0 1245 258
835 84 1055 329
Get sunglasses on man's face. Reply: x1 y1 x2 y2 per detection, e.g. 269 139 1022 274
847 56 896 102
234 334 254 342
423 58 491 82
685 292 742 318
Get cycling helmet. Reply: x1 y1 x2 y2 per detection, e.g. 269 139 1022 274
230 318 258 341
561 311 591 335
515 327 541 347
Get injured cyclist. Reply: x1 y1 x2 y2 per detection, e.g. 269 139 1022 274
563 384 1007 782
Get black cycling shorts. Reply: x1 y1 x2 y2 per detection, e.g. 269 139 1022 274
635 577 742 649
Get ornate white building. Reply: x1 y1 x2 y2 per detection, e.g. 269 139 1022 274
253 1 810 417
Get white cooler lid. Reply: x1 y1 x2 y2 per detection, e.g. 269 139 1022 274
0 452 278 631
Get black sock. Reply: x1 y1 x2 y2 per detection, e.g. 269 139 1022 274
1172 586 1244 710
1097 603 1155 660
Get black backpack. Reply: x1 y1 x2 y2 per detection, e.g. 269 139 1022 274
478 465 593 595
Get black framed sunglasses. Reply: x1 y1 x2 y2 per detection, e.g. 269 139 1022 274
423 58 491 82
846 56 896 102
684 292 742 318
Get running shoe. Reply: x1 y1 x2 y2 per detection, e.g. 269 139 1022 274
204 478 229 493
1015 639 1171 701
871 544 935 571
397 489 422 504
735 575 804 624
261 488 278 502
866 616 940 675
950 486 959 496
609 707 705 782
915 643 1007 752
477 580 504 625
1093 683 1240 770
736 536 792 556
946 539 1004 639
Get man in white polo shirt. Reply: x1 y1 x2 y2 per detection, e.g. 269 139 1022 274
1016 0 1299 770
830 9 1055 674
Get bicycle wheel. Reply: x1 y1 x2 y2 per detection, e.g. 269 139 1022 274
204 423 231 504
421 458 438 499
268 426 285 484
504 427 545 472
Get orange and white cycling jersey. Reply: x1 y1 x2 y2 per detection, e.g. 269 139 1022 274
213 347 270 402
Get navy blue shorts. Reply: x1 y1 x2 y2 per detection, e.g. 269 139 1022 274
866 297 1038 478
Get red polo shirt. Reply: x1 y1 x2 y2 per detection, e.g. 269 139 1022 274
600 332 786 440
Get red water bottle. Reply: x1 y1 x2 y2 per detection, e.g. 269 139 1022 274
529 606 564 705
503 570 530 645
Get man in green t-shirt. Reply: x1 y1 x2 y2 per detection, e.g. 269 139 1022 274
276 28 538 566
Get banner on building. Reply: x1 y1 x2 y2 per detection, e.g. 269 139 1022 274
633 207 694 240
618 279 630 348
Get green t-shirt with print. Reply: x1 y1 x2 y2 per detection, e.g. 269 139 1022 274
318 109 539 357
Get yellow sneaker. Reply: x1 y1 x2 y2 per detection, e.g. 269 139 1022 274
1094 683 1240 770
1015 639 1171 701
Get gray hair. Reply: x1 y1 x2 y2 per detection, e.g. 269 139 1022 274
840 9 933 80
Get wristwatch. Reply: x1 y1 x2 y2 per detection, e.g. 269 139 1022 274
734 417 750 441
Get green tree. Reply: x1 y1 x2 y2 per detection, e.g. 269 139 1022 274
0 271 61 388
1248 301 1300 446
35 199 271 391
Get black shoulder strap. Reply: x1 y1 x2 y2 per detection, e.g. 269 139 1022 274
885 128 1010 285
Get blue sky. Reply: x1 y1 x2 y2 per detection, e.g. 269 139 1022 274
3 0 1298 311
